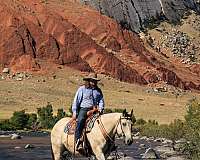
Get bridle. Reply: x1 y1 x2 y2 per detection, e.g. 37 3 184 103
97 117 116 143
97 115 131 143
118 116 128 138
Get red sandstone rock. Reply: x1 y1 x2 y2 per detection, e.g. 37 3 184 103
0 0 199 90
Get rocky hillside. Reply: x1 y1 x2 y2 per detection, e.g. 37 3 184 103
80 0 200 32
0 0 200 90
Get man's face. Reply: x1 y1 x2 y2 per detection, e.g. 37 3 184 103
90 80 97 87
84 80 90 87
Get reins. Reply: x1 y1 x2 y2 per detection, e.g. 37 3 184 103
97 115 129 160
97 118 117 143
118 116 126 138
97 116 126 143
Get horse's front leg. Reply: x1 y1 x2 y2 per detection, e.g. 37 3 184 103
93 146 105 160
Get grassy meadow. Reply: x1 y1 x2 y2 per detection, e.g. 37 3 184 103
0 66 199 124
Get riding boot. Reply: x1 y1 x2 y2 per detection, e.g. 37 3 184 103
75 139 83 151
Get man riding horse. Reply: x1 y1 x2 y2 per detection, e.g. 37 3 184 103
71 73 105 151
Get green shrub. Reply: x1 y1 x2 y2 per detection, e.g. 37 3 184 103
27 113 37 129
168 119 187 141
139 122 162 138
37 103 56 129
68 107 72 114
136 99 200 159
0 104 79 131
104 108 113 113
136 118 147 125
185 99 200 132
184 129 200 159
0 120 14 131
148 120 158 125
10 110 29 130
184 99 200 159
140 123 168 138
113 108 124 113
55 108 66 122
138 119 187 141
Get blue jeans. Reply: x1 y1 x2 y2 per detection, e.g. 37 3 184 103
75 108 91 141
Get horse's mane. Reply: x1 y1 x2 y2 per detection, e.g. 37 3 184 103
100 112 122 122
102 112 122 117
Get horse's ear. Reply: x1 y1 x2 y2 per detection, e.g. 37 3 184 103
123 109 127 116
130 109 133 117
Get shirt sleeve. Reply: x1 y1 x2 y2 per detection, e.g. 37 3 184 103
98 91 105 112
72 87 83 116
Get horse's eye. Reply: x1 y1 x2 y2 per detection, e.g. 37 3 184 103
122 122 126 126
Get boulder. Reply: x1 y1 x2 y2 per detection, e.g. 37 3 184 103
148 137 155 141
154 138 164 142
118 156 135 160
11 134 21 140
0 135 11 138
175 138 187 144
2 68 10 74
133 132 140 137
16 77 23 81
142 148 159 159
155 145 178 158
17 73 25 78
140 136 147 140
24 144 34 149
166 156 187 160
162 139 173 144
155 145 174 153
173 143 185 152
132 136 140 140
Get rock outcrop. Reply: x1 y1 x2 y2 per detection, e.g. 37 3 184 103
0 0 199 90
0 0 146 85
80 0 200 32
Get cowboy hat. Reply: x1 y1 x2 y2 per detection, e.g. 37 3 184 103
83 73 100 81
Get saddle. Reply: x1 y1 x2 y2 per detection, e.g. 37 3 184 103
64 108 99 135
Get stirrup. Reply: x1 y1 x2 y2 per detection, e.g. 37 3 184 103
75 139 83 151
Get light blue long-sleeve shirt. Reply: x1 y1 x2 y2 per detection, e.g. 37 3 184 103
72 86 105 116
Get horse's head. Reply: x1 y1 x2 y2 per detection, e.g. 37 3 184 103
117 109 133 145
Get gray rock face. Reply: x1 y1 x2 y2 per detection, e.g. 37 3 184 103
80 0 199 32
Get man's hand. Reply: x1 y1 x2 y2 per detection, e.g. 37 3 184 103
99 110 104 115
72 113 76 120
87 107 99 116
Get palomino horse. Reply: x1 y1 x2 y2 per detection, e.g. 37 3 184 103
51 109 133 160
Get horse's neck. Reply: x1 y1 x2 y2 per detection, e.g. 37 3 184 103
100 113 121 135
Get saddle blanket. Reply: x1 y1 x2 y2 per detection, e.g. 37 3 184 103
64 113 99 134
